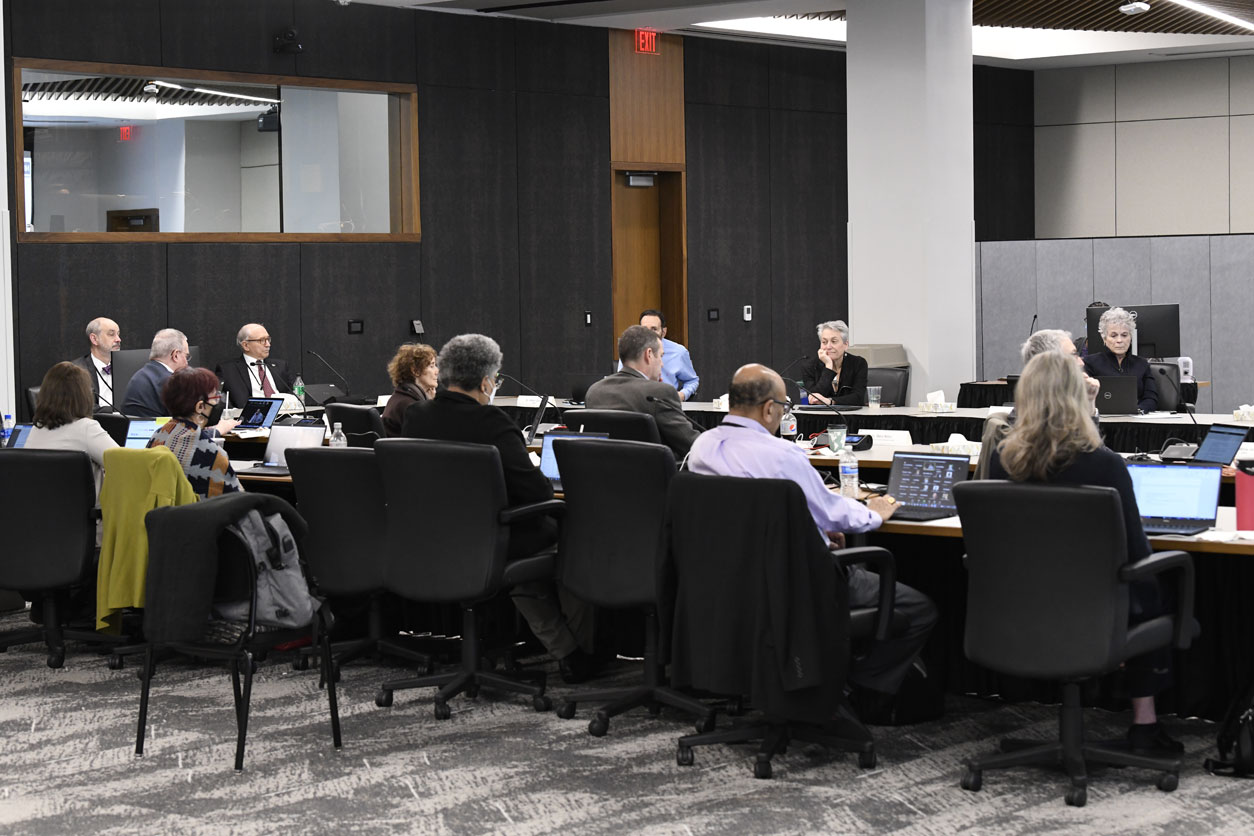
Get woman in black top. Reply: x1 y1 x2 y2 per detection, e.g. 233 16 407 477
988 350 1180 755
799 320 869 406
1081 306 1159 413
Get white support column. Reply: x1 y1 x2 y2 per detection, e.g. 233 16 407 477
0 4 15 421
846 0 976 404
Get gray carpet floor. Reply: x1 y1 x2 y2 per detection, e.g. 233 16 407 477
1 621 1253 835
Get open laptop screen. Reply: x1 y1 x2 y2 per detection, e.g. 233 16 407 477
5 424 32 448
236 397 285 429
539 431 609 483
1194 423 1248 466
1127 462 1221 521
265 425 325 465
886 452 969 510
124 419 162 449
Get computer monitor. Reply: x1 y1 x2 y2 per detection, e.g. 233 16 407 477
111 344 200 412
1085 304 1180 359
124 419 162 449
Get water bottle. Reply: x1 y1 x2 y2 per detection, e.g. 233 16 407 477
329 422 347 448
780 402 798 441
839 447 860 499
1 415 12 444
292 375 306 404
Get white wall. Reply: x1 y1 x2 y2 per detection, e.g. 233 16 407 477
240 120 280 232
30 128 100 232
280 88 341 233
184 120 242 233
336 92 390 233
95 120 185 231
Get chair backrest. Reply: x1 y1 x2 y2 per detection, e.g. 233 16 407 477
324 402 386 437
1148 361 1181 411
344 431 378 449
953 480 1130 680
374 438 510 603
866 366 910 407
562 408 661 444
287 447 387 595
0 450 95 589
555 438 675 607
25 386 40 419
94 412 130 446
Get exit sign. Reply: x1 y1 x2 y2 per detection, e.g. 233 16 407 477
119 125 133 141
635 29 658 54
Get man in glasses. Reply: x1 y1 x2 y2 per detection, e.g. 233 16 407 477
218 323 294 410
121 328 192 418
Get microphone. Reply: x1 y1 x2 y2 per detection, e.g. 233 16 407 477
498 373 565 417
646 395 708 434
1028 313 1038 337
777 355 808 377
305 349 351 396
1155 367 1195 424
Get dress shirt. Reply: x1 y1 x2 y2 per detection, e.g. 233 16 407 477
617 337 700 400
245 357 279 398
687 414 881 535
90 353 113 409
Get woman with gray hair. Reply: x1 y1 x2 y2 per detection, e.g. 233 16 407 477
1081 307 1158 412
799 319 869 406
399 334 598 683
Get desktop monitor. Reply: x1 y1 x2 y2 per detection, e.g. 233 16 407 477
111 344 200 412
1085 304 1180 359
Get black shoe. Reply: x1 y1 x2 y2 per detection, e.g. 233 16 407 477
559 648 599 684
1128 722 1184 755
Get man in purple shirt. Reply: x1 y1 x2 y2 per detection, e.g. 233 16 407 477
688 363 937 700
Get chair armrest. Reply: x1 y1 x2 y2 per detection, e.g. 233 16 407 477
499 499 565 525
834 546 896 642
1119 549 1195 650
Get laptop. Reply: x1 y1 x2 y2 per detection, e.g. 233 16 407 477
5 423 33 448
124 419 163 450
524 396 551 445
885 451 969 521
1161 423 1247 465
239 425 326 477
235 397 285 430
539 431 609 492
1127 461 1221 535
1096 376 1138 415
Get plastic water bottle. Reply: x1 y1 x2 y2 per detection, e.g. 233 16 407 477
780 402 798 441
839 447 860 499
329 422 347 448
0 415 12 444
292 375 306 404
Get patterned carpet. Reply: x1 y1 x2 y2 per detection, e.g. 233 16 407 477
1 617 1252 835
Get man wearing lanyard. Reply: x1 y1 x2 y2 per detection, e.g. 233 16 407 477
71 316 122 412
217 323 293 409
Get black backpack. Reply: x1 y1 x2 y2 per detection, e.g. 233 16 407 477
1205 682 1254 778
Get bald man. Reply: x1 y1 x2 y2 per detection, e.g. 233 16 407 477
687 363 937 701
217 323 293 409
70 316 122 412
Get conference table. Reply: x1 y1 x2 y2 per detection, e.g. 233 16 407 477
958 379 1204 410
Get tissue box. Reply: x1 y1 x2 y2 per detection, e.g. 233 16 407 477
1234 407 1254 422
930 441 981 456
917 402 957 413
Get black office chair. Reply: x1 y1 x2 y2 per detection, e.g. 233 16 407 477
286 447 433 679
1148 362 1191 413
373 438 560 717
324 403 386 438
665 472 878 779
25 386 39 418
561 409 662 444
550 438 714 735
953 481 1198 807
0 450 110 667
866 366 910 407
137 492 341 772
94 412 130 447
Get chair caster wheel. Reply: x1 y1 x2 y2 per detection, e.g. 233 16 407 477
434 701 451 720
533 695 552 712
107 654 124 671
676 745 694 766
1157 773 1178 792
588 713 609 737
695 714 716 734
556 701 577 720
47 649 65 669
858 749 877 770
753 758 772 779
1064 786 1087 807
375 689 393 708
960 768 982 791
292 656 310 671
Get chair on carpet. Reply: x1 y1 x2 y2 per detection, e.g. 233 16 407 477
866 367 909 407
551 438 714 735
324 403 386 439
953 480 1198 807
372 438 561 718
560 409 662 445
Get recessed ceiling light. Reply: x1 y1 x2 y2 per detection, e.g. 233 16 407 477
1120 1 1151 14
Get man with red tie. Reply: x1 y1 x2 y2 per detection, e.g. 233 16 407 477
217 323 294 410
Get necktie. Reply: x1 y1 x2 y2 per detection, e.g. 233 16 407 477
255 361 274 397
102 364 111 376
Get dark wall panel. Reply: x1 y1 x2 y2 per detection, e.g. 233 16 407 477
417 11 515 91
684 37 769 108
515 21 607 97
165 244 301 383
974 65 1034 127
975 123 1034 242
770 109 848 377
769 45 845 114
300 243 422 396
516 91 612 394
294 0 416 83
418 85 521 364
15 244 166 417
685 103 772 397
160 0 296 75
10 0 161 63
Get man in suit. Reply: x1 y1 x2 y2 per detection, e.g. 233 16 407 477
217 323 293 409
586 325 700 458
69 316 121 412
121 329 190 417
616 309 699 401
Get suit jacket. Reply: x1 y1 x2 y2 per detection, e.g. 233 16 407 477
121 360 173 418
217 355 293 410
799 351 869 406
70 353 117 412
584 368 700 458
381 382 427 437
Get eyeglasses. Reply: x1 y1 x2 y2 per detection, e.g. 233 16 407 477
204 391 223 403
493 375 504 390
763 398 791 410
243 337 272 344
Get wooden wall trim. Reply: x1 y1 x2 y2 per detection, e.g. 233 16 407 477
608 31 685 166
16 232 421 243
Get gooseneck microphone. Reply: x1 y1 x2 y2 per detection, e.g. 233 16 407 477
1028 313 1038 337
1155 367 1196 424
646 395 708 433
305 349 351 396
499 373 566 419
777 355 809 377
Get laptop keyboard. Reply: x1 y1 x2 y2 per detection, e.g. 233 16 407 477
1141 517 1209 535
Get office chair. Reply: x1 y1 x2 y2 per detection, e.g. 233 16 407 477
93 412 130 446
561 409 662 444
665 472 878 779
373 438 561 717
866 366 910 407
324 402 386 438
137 492 341 772
550 438 714 735
1148 361 1191 413
286 447 433 680
953 481 1198 807
25 386 39 418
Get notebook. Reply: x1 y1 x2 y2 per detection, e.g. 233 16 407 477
235 397 285 430
124 419 162 450
5 424 33 448
885 451 969 521
1096 376 1138 415
1161 423 1247 465
539 431 609 492
239 425 326 477
1127 461 1221 535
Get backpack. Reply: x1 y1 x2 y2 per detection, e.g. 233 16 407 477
213 510 320 630
1204 681 1254 778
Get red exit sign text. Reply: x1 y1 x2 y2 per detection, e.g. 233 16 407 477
635 29 658 54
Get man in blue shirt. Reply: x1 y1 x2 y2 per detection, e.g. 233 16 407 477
632 309 700 401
